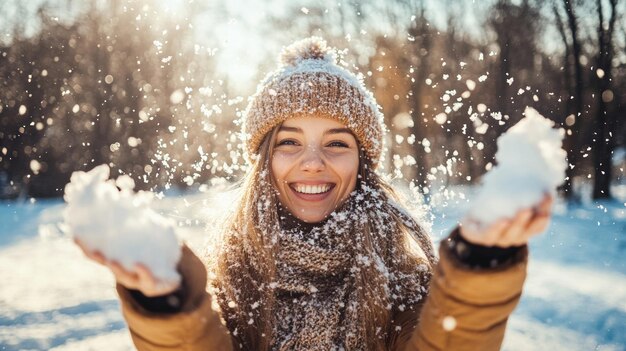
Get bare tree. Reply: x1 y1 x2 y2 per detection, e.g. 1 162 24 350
404 6 433 190
562 0 585 198
552 1 579 198
591 0 619 199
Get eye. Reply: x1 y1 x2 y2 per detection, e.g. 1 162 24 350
276 139 299 147
327 141 350 148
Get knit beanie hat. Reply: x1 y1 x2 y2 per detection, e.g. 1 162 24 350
241 37 386 166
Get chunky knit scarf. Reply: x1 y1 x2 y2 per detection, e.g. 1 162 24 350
213 172 434 351
270 190 432 350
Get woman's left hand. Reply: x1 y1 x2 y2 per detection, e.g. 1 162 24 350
460 194 554 248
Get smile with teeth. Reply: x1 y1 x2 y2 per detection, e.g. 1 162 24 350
291 183 333 195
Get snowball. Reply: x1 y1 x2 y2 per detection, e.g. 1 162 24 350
465 107 567 226
63 165 181 284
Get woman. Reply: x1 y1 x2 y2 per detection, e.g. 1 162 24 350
77 37 552 351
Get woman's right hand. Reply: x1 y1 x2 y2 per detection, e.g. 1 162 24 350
74 238 181 297
459 194 553 248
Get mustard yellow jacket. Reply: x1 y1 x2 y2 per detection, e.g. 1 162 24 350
117 240 528 350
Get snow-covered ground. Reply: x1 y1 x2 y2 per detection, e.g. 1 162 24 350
1 186 625 350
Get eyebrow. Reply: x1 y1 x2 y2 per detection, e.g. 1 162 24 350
278 126 353 136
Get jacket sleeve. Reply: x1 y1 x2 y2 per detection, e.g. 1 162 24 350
402 235 528 351
116 245 235 351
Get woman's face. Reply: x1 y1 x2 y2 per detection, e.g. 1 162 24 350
271 116 360 223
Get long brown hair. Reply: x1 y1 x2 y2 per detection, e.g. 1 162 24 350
209 125 435 351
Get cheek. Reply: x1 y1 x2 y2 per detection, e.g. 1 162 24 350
331 153 359 190
270 154 285 178
347 160 360 190
271 153 293 185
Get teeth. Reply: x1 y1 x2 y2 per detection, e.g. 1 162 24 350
294 184 331 194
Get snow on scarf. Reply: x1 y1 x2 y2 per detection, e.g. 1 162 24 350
271 189 431 350
214 168 434 351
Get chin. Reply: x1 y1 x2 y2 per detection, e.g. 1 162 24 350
294 210 330 223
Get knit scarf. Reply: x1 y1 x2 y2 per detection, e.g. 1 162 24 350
214 173 434 351
270 189 431 350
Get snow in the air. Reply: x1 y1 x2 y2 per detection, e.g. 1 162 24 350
63 164 181 285
466 107 567 226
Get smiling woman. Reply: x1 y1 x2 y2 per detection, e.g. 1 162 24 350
76 36 554 351
271 117 360 223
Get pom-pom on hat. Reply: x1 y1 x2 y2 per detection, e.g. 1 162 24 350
242 37 386 166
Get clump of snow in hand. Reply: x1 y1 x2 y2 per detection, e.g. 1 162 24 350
63 165 181 284
465 107 567 226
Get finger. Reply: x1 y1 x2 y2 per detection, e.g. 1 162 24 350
526 215 551 236
109 260 139 285
135 263 157 288
90 250 106 265
497 209 534 247
136 264 180 296
73 238 90 256
508 216 550 246
73 239 106 265
73 237 84 249
482 219 512 246
544 194 554 207
508 200 553 245
460 218 510 246
535 194 553 216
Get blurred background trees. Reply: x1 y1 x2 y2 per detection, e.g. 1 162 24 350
0 0 623 200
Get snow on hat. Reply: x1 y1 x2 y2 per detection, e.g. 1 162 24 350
242 36 386 166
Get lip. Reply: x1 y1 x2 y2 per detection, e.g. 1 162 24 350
288 182 335 202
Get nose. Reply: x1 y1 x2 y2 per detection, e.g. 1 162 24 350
300 145 325 172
